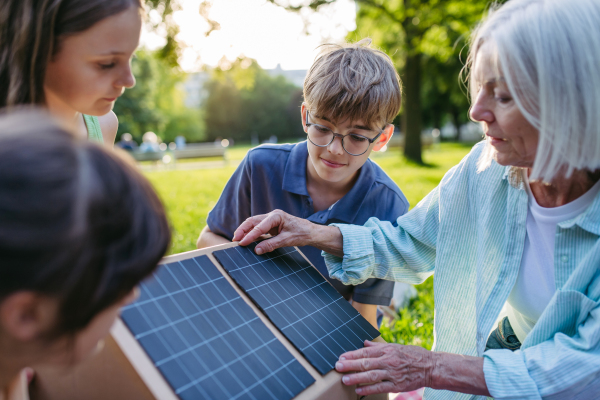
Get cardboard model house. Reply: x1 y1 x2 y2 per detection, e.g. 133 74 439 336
31 242 386 400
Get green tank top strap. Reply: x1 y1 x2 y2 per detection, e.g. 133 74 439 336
83 114 104 144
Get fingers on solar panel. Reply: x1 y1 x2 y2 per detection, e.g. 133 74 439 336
121 255 315 400
213 245 380 375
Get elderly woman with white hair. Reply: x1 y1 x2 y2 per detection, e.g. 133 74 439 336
232 0 600 398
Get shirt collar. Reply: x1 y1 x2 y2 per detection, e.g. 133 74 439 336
282 141 309 196
559 185 600 236
282 140 375 224
327 160 375 223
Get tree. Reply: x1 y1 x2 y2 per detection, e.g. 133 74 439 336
113 50 205 142
203 57 304 143
266 0 490 163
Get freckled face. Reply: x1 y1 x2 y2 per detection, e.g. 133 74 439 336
469 42 539 168
44 6 141 116
302 105 381 185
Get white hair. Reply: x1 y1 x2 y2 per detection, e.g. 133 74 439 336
469 0 600 182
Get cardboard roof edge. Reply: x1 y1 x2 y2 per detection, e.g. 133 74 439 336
30 241 386 400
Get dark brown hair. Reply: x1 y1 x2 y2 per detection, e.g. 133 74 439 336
0 0 142 108
0 109 170 334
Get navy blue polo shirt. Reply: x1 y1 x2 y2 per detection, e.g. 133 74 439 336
207 141 409 305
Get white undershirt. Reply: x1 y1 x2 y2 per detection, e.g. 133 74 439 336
506 177 600 343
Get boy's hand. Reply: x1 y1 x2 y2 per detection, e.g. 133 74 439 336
233 210 314 254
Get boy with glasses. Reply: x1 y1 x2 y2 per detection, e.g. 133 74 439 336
197 39 407 328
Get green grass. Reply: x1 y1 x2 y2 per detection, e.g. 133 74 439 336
144 141 475 347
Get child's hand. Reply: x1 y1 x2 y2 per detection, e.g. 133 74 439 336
0 368 34 400
233 210 344 257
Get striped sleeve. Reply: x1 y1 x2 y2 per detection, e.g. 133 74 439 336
322 181 442 285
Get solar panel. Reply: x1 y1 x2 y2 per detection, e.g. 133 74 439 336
121 254 315 400
213 242 381 375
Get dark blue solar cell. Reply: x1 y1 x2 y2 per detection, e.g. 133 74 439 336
199 282 226 306
275 367 304 397
121 250 314 399
155 266 181 292
224 331 250 356
193 256 222 280
282 325 308 349
229 361 256 388
143 275 166 297
232 298 256 321
173 320 203 347
289 361 315 387
262 375 291 399
137 333 170 363
138 301 168 328
214 369 244 397
156 297 184 322
213 244 380 375
196 376 229 400
243 266 267 287
179 259 208 284
159 326 188 354
121 307 151 334
171 291 198 315
178 385 203 400
249 383 274 400
257 285 281 305
214 277 238 300
158 359 190 389
168 263 195 289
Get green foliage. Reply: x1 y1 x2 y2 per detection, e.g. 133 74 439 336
113 50 205 143
145 142 475 346
380 277 434 349
203 58 304 142
350 0 490 136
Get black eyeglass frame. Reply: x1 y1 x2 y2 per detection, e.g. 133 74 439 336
304 111 385 156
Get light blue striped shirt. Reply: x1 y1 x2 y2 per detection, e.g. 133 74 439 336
323 142 600 399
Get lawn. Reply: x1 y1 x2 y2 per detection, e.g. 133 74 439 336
144 141 476 348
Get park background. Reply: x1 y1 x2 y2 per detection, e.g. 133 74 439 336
119 0 501 351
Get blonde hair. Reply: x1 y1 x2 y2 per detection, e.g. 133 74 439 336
303 38 402 130
468 0 600 182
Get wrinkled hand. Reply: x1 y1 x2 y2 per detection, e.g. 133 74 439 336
0 368 34 400
232 210 314 255
335 341 433 396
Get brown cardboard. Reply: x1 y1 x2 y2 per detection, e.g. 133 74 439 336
31 242 389 400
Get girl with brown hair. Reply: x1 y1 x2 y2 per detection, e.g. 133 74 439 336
0 0 143 145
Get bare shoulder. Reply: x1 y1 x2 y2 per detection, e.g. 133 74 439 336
98 111 119 145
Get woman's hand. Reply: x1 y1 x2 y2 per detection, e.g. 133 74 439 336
232 210 344 256
335 341 433 396
335 340 490 397
0 368 34 400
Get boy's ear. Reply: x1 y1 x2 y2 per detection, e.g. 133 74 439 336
0 292 58 342
300 103 308 132
372 124 394 151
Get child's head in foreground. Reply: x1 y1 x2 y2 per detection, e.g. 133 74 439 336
302 38 402 185
0 111 170 377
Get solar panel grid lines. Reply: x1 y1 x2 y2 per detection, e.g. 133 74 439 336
121 254 315 400
213 243 380 375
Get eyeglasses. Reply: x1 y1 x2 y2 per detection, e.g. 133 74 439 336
304 111 384 156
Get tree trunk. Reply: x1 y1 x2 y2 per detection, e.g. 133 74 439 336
451 106 461 142
402 52 422 163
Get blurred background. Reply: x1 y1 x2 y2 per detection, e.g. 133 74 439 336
118 0 499 163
